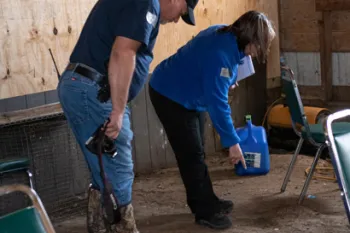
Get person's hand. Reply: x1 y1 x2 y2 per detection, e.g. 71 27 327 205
228 143 247 169
105 110 123 139
229 81 239 90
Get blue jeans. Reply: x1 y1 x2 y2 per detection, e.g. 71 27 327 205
57 68 134 206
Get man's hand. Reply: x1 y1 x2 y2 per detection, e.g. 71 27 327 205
229 81 239 90
228 143 247 169
105 110 123 139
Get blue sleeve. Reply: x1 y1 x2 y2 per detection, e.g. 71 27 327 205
110 0 159 46
203 51 241 148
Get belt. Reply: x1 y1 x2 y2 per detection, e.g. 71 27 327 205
66 63 104 83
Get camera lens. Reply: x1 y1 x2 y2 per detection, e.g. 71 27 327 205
103 138 116 154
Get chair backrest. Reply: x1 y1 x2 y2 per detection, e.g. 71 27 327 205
324 109 350 224
0 184 55 233
0 207 47 233
281 68 309 130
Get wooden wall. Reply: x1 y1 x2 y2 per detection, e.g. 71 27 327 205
279 0 350 104
0 0 280 99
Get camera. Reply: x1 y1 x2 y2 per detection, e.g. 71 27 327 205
85 119 117 157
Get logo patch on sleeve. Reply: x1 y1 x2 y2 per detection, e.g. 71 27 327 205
220 68 231 78
146 11 157 27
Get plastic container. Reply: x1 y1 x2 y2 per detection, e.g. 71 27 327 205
234 115 270 176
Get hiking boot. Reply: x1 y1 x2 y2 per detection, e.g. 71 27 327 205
87 186 112 233
112 204 139 233
195 213 232 229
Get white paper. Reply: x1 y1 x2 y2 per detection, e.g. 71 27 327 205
237 55 255 82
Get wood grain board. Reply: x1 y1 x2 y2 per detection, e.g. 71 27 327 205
280 0 350 52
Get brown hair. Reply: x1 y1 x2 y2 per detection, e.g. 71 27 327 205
218 10 276 63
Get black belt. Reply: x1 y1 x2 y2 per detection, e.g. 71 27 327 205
66 63 104 83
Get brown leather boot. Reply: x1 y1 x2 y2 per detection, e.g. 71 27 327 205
87 185 112 233
112 204 139 233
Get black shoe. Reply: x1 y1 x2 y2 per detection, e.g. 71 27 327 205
190 199 234 215
218 199 234 215
195 213 232 229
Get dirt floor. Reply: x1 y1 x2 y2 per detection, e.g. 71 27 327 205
55 152 350 233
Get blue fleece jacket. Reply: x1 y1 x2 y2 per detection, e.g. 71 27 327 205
149 25 245 148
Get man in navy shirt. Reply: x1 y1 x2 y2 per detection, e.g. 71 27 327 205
149 11 275 229
57 0 198 232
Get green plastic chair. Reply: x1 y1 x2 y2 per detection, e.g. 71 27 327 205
0 157 34 189
324 109 350 224
279 66 350 204
0 184 55 233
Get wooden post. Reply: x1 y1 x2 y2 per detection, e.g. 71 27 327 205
316 0 350 102
319 11 333 102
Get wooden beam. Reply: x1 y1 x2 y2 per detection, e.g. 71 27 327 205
316 0 350 11
319 12 333 102
0 103 63 126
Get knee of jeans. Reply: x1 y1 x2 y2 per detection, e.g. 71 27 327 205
115 113 133 148
104 152 134 183
108 122 134 172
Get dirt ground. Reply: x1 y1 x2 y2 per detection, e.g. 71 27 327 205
55 152 350 233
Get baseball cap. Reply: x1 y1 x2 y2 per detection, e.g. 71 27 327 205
181 0 198 26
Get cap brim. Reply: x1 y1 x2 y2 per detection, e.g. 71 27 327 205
181 7 195 26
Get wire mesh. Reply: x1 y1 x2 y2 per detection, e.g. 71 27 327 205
0 114 90 221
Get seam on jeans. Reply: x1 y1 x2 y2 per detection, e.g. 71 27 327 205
83 90 90 124
144 86 153 170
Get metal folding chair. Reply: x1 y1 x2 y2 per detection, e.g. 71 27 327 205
324 109 350 224
0 157 34 189
0 184 55 233
279 66 350 204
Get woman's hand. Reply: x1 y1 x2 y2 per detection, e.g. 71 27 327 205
229 81 239 90
228 143 247 169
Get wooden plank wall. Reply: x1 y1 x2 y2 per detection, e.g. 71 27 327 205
0 0 280 99
279 0 350 104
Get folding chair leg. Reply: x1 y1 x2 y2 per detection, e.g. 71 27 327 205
298 144 326 205
26 169 34 189
281 138 304 192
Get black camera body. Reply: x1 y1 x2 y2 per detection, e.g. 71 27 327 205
85 119 117 158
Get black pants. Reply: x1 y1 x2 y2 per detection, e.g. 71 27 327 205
149 85 220 218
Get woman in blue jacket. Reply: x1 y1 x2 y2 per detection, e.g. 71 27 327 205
148 10 276 230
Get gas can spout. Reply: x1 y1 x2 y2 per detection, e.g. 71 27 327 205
245 115 256 143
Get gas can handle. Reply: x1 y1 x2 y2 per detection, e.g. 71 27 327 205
245 114 257 143
245 115 252 122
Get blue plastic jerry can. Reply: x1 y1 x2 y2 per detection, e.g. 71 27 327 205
234 115 270 176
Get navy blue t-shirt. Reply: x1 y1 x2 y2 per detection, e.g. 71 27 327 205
70 0 160 102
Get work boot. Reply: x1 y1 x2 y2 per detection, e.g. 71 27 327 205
112 204 139 233
195 212 232 230
87 186 112 233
